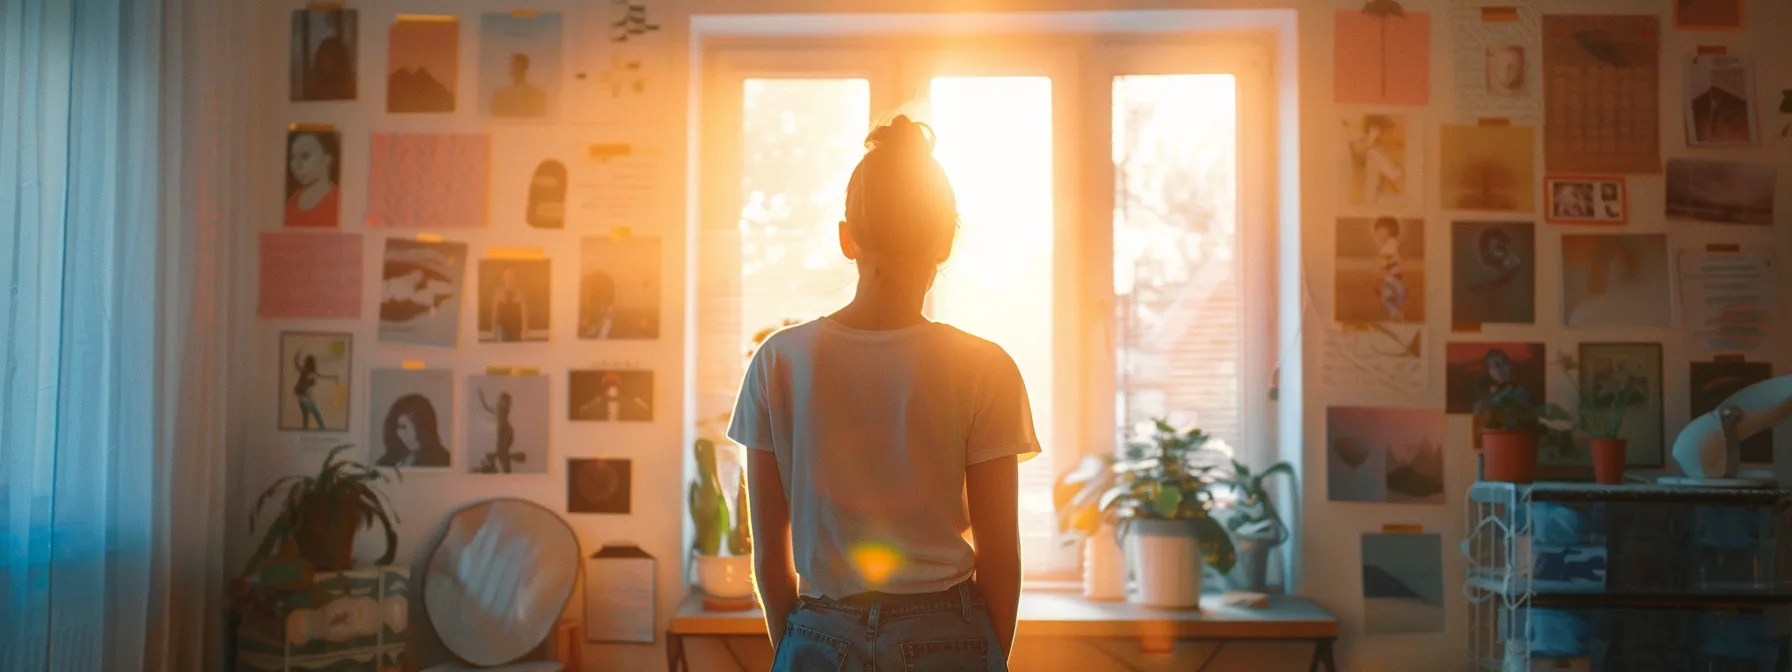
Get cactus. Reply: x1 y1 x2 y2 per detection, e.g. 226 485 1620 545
688 438 730 556
728 471 752 556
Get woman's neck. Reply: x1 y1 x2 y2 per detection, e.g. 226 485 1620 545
832 265 932 331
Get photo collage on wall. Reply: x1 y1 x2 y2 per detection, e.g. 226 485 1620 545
269 4 672 520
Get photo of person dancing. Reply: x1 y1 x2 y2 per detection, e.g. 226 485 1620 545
474 389 525 473
291 351 338 430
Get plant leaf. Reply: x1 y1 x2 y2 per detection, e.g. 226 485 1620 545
1191 515 1238 574
1153 484 1184 518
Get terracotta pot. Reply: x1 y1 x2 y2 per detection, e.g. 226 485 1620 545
1482 430 1538 484
1591 438 1628 484
293 495 362 572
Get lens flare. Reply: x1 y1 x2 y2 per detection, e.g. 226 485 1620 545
849 543 906 587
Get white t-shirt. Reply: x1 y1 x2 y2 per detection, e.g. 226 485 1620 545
727 317 1039 599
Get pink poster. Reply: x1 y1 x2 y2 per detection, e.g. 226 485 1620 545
367 132 491 228
1334 9 1431 106
259 231 363 319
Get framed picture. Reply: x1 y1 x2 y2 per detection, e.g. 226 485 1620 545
278 332 352 432
1544 175 1627 224
1579 343 1666 468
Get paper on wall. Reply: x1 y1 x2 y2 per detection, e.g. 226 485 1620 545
1450 4 1542 123
259 231 363 319
1322 323 1429 397
566 2 667 126
1678 249 1777 357
367 133 491 228
573 144 658 229
585 544 656 643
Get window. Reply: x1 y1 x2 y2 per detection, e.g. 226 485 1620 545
699 40 1273 579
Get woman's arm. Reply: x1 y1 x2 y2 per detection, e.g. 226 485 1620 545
747 448 798 649
966 455 1021 658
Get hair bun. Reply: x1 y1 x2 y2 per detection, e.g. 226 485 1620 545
865 115 935 155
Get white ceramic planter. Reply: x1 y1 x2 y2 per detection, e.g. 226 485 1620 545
1123 519 1203 609
1083 525 1126 601
695 554 754 599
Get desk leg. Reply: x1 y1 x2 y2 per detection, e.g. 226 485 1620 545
666 633 683 672
1308 638 1336 672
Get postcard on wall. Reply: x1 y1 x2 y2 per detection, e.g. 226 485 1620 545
1579 342 1665 468
584 544 656 643
1541 15 1660 174
1439 124 1535 213
1327 407 1446 505
1451 5 1541 122
569 370 653 422
369 368 454 469
1691 360 1774 464
278 332 351 432
477 258 551 343
388 15 459 113
1678 249 1777 356
1339 114 1419 211
579 236 661 339
1444 342 1544 416
1334 217 1425 325
566 2 665 125
1362 532 1445 635
1333 9 1430 106
258 231 362 319
284 128 341 228
379 238 468 347
1544 176 1626 225
1451 221 1535 327
1675 0 1745 30
568 458 632 514
290 8 356 101
1561 234 1670 328
1685 53 1759 147
479 12 563 121
491 132 574 230
574 143 659 229
466 373 550 475
367 133 491 229
1321 323 1428 397
1665 159 1776 226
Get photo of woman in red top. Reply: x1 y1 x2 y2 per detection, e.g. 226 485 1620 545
284 129 340 228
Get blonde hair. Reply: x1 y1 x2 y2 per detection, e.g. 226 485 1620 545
842 115 958 267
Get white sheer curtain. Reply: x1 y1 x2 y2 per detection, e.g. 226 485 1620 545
1 0 247 668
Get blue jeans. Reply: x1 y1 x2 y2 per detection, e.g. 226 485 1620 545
772 581 1007 672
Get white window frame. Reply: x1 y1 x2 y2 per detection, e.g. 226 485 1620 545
696 33 1278 582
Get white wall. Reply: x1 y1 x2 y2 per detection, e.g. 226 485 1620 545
234 0 1792 670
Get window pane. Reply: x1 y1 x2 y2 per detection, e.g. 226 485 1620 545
1112 75 1241 449
924 77 1060 568
738 78 870 345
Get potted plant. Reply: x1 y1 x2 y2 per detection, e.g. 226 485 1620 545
232 445 401 626
1474 386 1572 483
1557 352 1648 484
1054 454 1124 600
1214 459 1295 593
689 438 754 600
1099 420 1237 608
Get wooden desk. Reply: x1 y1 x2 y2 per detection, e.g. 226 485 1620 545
666 591 1339 671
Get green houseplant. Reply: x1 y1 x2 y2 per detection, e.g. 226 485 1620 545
1474 386 1571 483
1557 352 1649 483
1215 459 1295 592
1099 420 1237 607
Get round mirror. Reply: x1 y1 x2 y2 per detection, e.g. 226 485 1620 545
424 498 580 667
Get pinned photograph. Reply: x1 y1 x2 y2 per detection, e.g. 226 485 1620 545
526 159 569 229
380 238 468 347
1485 45 1527 98
279 332 351 432
477 258 550 342
1666 159 1777 226
1685 54 1759 147
1544 176 1626 225
388 15 458 113
1579 343 1665 468
1445 343 1545 416
290 8 357 101
284 129 341 228
1340 114 1416 209
1440 124 1535 213
579 236 661 339
369 368 454 469
1333 9 1430 106
1452 221 1535 326
480 12 563 120
1691 361 1773 464
1327 407 1446 505
1361 532 1445 635
1675 0 1745 30
1561 235 1670 328
1334 217 1425 325
567 458 632 514
466 374 550 474
569 370 653 422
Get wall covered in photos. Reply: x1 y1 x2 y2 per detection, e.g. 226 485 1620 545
232 0 1792 670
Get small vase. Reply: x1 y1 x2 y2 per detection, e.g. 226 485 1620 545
1591 438 1628 484
695 554 754 599
1123 519 1203 609
1232 537 1276 592
1083 525 1126 601
1482 430 1538 484
294 497 361 571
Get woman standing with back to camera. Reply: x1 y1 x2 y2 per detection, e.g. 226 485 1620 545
731 116 1037 671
